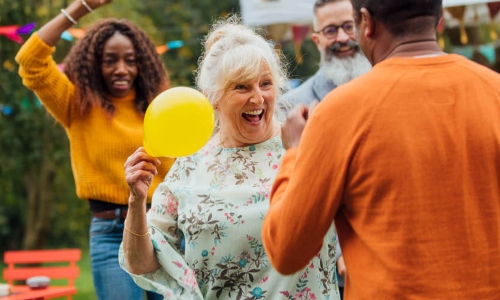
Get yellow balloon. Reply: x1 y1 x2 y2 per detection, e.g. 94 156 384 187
143 87 215 158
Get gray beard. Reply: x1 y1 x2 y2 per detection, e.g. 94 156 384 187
321 51 372 86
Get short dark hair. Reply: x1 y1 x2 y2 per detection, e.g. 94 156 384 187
351 0 442 37
314 0 346 14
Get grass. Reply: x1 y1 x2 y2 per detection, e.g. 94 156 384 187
74 249 97 300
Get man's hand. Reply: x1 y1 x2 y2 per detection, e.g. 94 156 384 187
281 100 319 149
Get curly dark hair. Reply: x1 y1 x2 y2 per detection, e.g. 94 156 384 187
63 18 170 117
351 0 442 37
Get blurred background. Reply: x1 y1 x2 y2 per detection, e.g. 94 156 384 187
0 0 499 298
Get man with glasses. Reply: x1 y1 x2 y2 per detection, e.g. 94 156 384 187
282 0 371 107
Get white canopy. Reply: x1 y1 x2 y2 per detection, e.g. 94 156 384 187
240 0 316 26
240 0 500 26
444 0 499 7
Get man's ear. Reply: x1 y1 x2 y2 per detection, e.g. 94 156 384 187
438 8 444 27
360 7 374 38
311 33 321 50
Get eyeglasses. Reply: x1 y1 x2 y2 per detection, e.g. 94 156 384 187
314 21 354 39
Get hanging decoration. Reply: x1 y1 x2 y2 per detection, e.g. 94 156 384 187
155 40 185 55
265 24 290 43
58 27 183 55
67 28 86 39
0 22 36 43
447 6 469 44
1 24 186 55
451 42 497 65
291 25 310 64
0 104 13 116
487 2 500 40
478 43 497 64
3 60 15 72
451 45 475 58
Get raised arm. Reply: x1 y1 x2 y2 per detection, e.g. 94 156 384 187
262 100 346 275
122 147 162 274
37 0 112 46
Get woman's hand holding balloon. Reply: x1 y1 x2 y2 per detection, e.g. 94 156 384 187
124 147 161 206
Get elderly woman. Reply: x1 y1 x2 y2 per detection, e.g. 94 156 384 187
119 16 340 300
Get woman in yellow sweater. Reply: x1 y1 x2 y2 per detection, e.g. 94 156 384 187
15 0 174 299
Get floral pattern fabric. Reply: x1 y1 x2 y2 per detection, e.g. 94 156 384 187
120 136 340 300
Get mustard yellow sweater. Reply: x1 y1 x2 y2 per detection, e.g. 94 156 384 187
16 33 174 205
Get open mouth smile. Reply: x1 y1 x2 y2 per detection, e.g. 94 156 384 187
242 109 264 124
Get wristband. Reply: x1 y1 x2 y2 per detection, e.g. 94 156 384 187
60 8 77 25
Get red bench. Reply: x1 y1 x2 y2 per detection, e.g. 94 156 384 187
2 249 81 300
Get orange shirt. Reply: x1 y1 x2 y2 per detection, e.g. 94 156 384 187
263 54 500 299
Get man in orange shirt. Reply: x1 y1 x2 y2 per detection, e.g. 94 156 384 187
262 0 500 299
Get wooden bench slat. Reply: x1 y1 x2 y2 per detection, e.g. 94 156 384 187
3 249 81 264
4 267 79 280
2 248 82 300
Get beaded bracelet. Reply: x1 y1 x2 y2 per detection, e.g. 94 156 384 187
81 0 93 12
60 8 77 25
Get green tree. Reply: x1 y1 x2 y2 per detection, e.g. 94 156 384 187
0 0 242 254
0 0 90 252
1 0 322 254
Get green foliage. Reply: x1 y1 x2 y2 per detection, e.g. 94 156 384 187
0 0 86 252
0 0 245 253
0 0 320 255
142 0 240 87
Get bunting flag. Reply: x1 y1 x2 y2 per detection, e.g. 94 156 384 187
1 23 184 56
0 22 36 43
451 45 475 58
0 97 42 116
155 40 185 55
0 103 13 116
478 43 496 64
265 24 290 43
447 6 468 44
291 24 310 64
451 42 497 65
3 60 15 72
59 27 183 54
60 30 74 41
487 2 500 40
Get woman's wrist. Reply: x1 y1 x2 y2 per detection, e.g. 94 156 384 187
128 195 148 209
80 0 93 12
64 0 93 23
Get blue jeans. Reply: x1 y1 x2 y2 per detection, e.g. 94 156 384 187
89 211 163 300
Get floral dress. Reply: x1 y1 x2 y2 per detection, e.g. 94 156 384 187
119 136 340 300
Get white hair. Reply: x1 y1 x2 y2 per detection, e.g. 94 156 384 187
321 51 372 86
195 15 289 124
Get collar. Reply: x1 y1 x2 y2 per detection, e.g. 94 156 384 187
109 90 136 103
